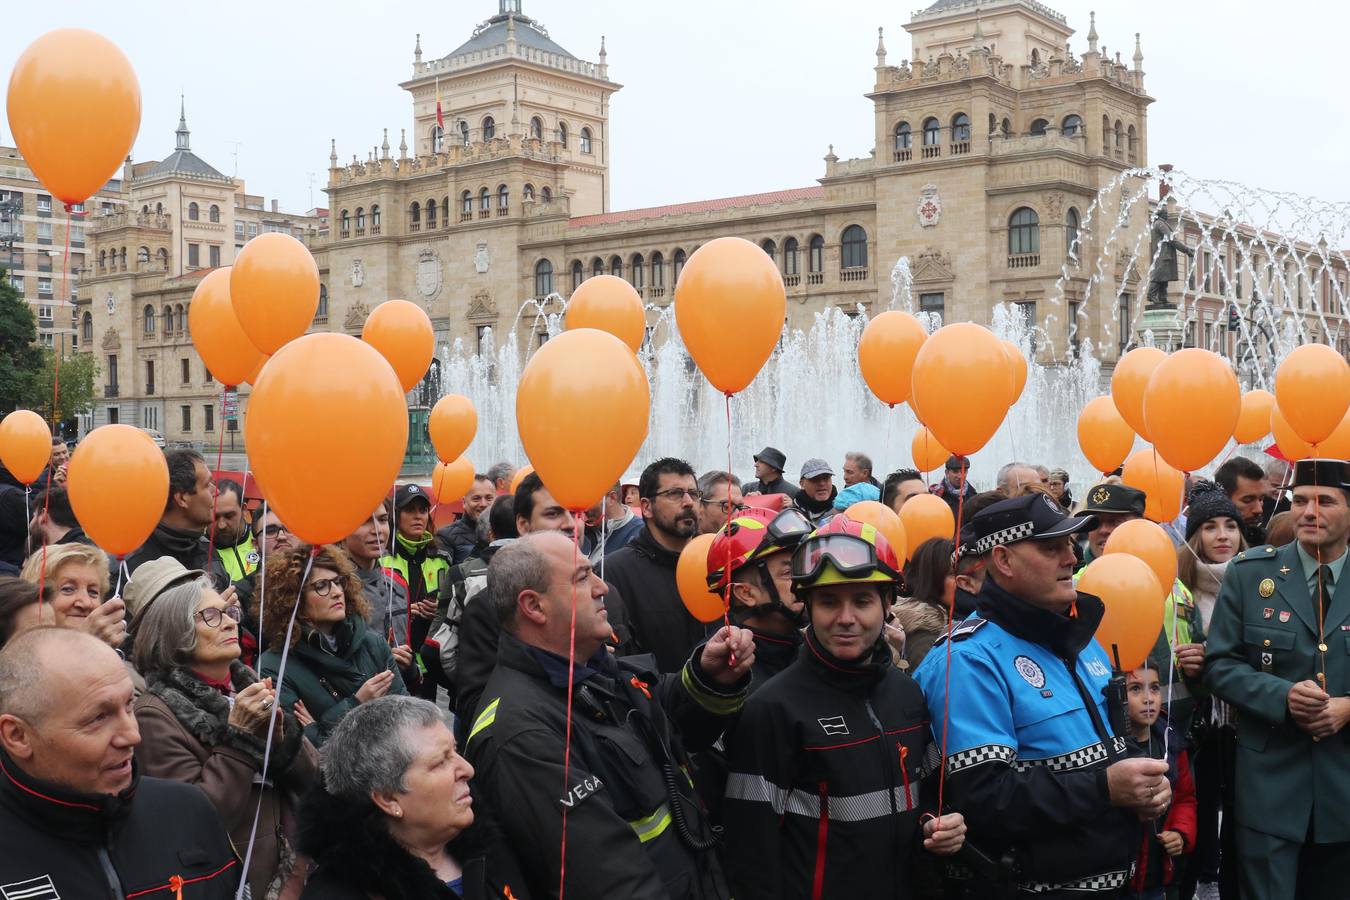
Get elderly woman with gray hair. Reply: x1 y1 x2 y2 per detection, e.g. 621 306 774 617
132 571 319 899
298 695 528 899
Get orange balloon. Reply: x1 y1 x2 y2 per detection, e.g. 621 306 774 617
66 424 168 557
432 456 475 505
566 275 646 353
844 500 909 562
677 533 724 623
1274 344 1350 446
230 233 320 355
1001 339 1028 405
188 268 265 387
1234 389 1275 445
516 328 650 510
244 355 269 386
899 493 956 552
429 395 478 464
910 323 1011 455
1111 347 1166 442
1103 519 1176 599
0 410 52 484
858 311 927 406
1270 404 1314 461
6 30 140 205
510 464 535 495
911 426 950 475
1077 396 1135 475
674 237 786 394
1077 554 1164 671
1121 449 1184 524
1143 349 1240 472
1317 410 1350 459
362 300 435 393
245 333 408 545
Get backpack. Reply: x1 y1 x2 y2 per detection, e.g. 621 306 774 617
422 556 490 693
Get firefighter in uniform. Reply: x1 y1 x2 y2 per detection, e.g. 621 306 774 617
1204 458 1350 900
914 493 1172 898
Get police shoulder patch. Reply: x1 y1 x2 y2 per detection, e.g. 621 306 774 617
1234 546 1275 563
933 616 988 648
1013 655 1046 688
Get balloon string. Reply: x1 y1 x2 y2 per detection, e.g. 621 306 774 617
559 516 583 900
937 465 968 815
256 496 267 643
883 405 894 479
111 557 128 600
205 400 229 559
1314 465 1327 686
36 206 79 591
722 393 735 667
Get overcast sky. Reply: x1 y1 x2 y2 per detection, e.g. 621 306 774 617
3 1 1345 216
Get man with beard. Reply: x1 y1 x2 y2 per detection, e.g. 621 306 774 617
209 479 257 587
27 486 94 549
125 449 215 576
1216 456 1270 547
796 458 838 524
436 474 495 564
604 457 707 672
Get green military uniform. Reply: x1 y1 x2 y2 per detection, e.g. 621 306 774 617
1204 540 1350 900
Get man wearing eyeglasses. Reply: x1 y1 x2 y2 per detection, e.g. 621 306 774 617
605 457 710 673
696 470 744 536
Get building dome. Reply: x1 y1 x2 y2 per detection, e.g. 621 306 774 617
445 2 574 60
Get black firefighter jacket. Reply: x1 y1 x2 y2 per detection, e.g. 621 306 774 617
464 631 748 899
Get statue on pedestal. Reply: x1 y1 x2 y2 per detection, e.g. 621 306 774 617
1147 206 1194 309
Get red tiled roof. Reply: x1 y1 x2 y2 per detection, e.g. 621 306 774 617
568 187 825 228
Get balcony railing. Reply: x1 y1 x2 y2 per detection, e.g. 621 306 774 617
104 384 119 398
784 273 801 287
371 224 381 235
921 144 941 159
339 229 350 239
497 206 509 217
478 210 490 220
807 272 823 285
410 222 421 232
893 148 912 162
1008 253 1040 269
841 267 870 282
355 227 365 237
951 141 971 155
648 286 664 299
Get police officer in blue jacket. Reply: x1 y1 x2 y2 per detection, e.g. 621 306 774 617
914 493 1172 898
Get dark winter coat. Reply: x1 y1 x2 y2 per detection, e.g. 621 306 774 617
796 487 838 524
0 465 30 567
355 563 411 646
298 781 530 900
125 521 211 575
743 475 797 498
437 516 486 565
604 526 710 673
134 662 318 898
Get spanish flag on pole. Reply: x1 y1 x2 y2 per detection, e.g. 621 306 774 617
435 76 445 130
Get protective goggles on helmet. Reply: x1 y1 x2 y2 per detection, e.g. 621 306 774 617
790 532 900 585
765 507 813 546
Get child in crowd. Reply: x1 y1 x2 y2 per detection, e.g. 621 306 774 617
1124 665 1197 900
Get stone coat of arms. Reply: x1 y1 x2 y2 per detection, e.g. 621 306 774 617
917 184 942 228
417 249 442 299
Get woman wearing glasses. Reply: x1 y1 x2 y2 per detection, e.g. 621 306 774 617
132 574 318 899
258 544 411 749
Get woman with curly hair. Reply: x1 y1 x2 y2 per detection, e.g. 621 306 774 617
258 544 411 746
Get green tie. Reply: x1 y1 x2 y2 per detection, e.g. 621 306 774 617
1312 565 1335 598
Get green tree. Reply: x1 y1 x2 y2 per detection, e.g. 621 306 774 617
32 349 99 431
0 267 44 414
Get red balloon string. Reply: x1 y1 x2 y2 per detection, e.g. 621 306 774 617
936 465 968 816
37 205 79 589
721 393 735 666
558 515 583 900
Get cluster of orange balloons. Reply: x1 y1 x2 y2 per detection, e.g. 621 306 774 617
1110 347 1240 475
1271 344 1350 459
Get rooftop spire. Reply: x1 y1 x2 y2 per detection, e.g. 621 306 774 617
973 11 985 44
329 138 337 167
876 27 887 66
175 96 190 151
414 32 422 64
1133 32 1144 69
1087 11 1098 53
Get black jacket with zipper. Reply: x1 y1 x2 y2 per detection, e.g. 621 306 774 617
0 750 239 900
603 526 710 673
722 629 941 900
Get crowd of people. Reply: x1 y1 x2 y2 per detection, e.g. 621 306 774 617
0 436 1345 900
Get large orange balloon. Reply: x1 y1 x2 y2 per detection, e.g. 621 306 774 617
911 426 950 475
1270 404 1314 461
362 300 435 393
1234 389 1275 445
429 395 477 464
677 533 724 623
1317 410 1350 460
1103 519 1176 599
899 493 957 552
1274 344 1350 446
1121 449 1184 524
6 30 140 205
844 500 908 562
1001 339 1029 405
245 333 408 545
432 456 475 505
510 464 535 495
1112 347 1166 441
566 275 646 353
674 237 786 394
188 268 265 387
1077 554 1164 671
1143 348 1240 472
244 354 269 386
230 233 320 354
0 410 51 484
858 311 927 407
1077 396 1135 475
910 323 1011 455
66 424 168 557
516 328 650 510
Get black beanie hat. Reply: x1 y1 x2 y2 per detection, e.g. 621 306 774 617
1185 480 1242 540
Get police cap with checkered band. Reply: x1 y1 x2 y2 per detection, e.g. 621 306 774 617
961 492 1099 557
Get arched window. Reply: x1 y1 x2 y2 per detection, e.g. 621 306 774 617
340 209 350 234
143 305 156 335
1030 118 1049 136
1102 115 1112 153
1030 48 1041 66
81 311 92 342
541 187 553 203
610 255 622 277
156 248 168 268
1114 120 1124 149
894 122 912 150
137 246 150 264
783 237 800 275
355 208 366 232
410 202 421 227
495 185 508 211
523 183 535 202
431 125 444 153
1061 114 1082 137
761 239 777 263
482 116 496 141
841 225 867 269
479 188 490 212
922 117 940 146
571 260 584 290
630 254 645 288
120 248 127 269
534 259 554 297
162 305 172 332
558 121 568 147
591 257 604 278
1066 208 1080 258
580 127 593 154
142 204 149 214
1009 207 1040 255
1001 118 1012 137
99 250 106 270
176 305 185 332
155 202 163 214
317 284 328 319
673 248 687 283
808 234 825 273
951 112 971 143
460 121 470 146
208 204 220 223
426 199 437 228
530 117 544 140
1127 124 1138 160
371 204 381 229
188 202 199 221
651 251 665 288
461 191 472 215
